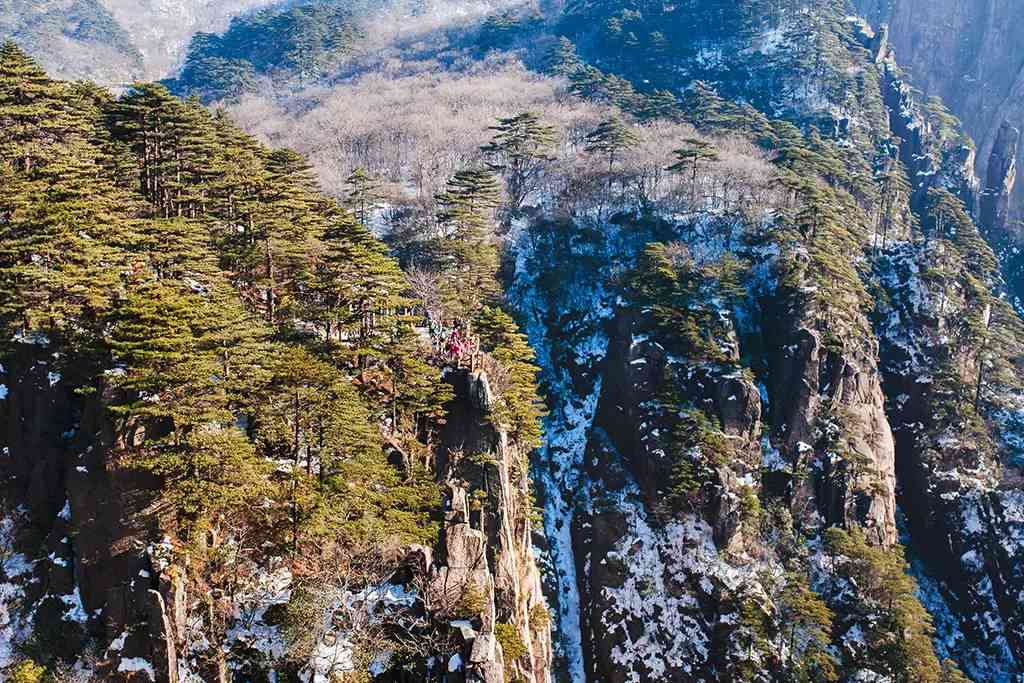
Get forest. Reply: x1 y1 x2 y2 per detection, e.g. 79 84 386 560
1 1 1024 682
0 37 549 680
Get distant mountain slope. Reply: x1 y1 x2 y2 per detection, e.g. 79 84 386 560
166 0 368 100
0 0 276 81
98 0 278 78
166 0 530 100
0 0 142 81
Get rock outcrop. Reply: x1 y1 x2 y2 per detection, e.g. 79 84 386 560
982 121 1020 237
0 339 177 681
435 369 552 683
0 351 551 682
764 315 897 548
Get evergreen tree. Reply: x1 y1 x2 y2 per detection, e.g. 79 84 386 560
667 138 719 206
252 148 323 324
568 64 609 101
381 321 454 456
313 209 407 371
0 137 128 343
779 572 838 681
474 306 545 451
254 345 438 550
585 116 640 172
344 166 384 225
435 168 503 318
0 40 84 171
926 187 964 243
106 280 269 537
546 36 581 76
636 89 681 122
479 11 521 50
824 526 945 682
481 112 557 214
940 660 972 683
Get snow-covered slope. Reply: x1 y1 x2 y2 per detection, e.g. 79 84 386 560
99 0 278 78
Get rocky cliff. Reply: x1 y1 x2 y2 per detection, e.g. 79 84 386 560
506 5 1024 681
0 356 550 682
853 0 1024 303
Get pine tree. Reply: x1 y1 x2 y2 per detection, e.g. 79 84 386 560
479 11 521 50
381 322 454 454
344 166 385 225
205 110 272 246
254 344 437 550
681 81 736 132
252 148 323 324
667 138 719 206
584 116 640 172
940 660 971 683
474 306 545 450
926 187 964 243
0 41 85 171
874 159 912 249
106 280 269 537
109 83 182 214
601 74 641 111
481 112 557 214
435 168 503 318
165 96 222 218
637 89 681 122
127 217 218 282
779 572 838 681
972 297 1024 412
66 81 139 188
313 209 407 371
734 591 772 680
203 280 275 413
568 64 608 101
546 36 581 76
0 137 129 343
824 526 946 682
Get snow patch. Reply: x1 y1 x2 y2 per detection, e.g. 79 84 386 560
118 657 156 681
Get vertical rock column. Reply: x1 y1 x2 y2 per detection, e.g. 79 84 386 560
433 369 552 683
981 120 1020 237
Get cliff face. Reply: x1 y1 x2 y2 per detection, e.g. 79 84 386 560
0 353 549 682
509 209 911 680
509 7 1024 682
432 369 553 683
853 0 1024 296
0 339 167 677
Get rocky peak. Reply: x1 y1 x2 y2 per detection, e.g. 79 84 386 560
981 120 1020 236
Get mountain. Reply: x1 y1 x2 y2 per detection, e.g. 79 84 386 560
98 0 280 79
165 0 529 101
0 37 549 683
0 0 276 82
853 0 1024 306
2 1 1024 683
0 0 142 82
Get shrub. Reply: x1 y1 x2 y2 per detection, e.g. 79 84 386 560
494 622 528 662
529 602 551 630
456 582 488 619
8 660 45 683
